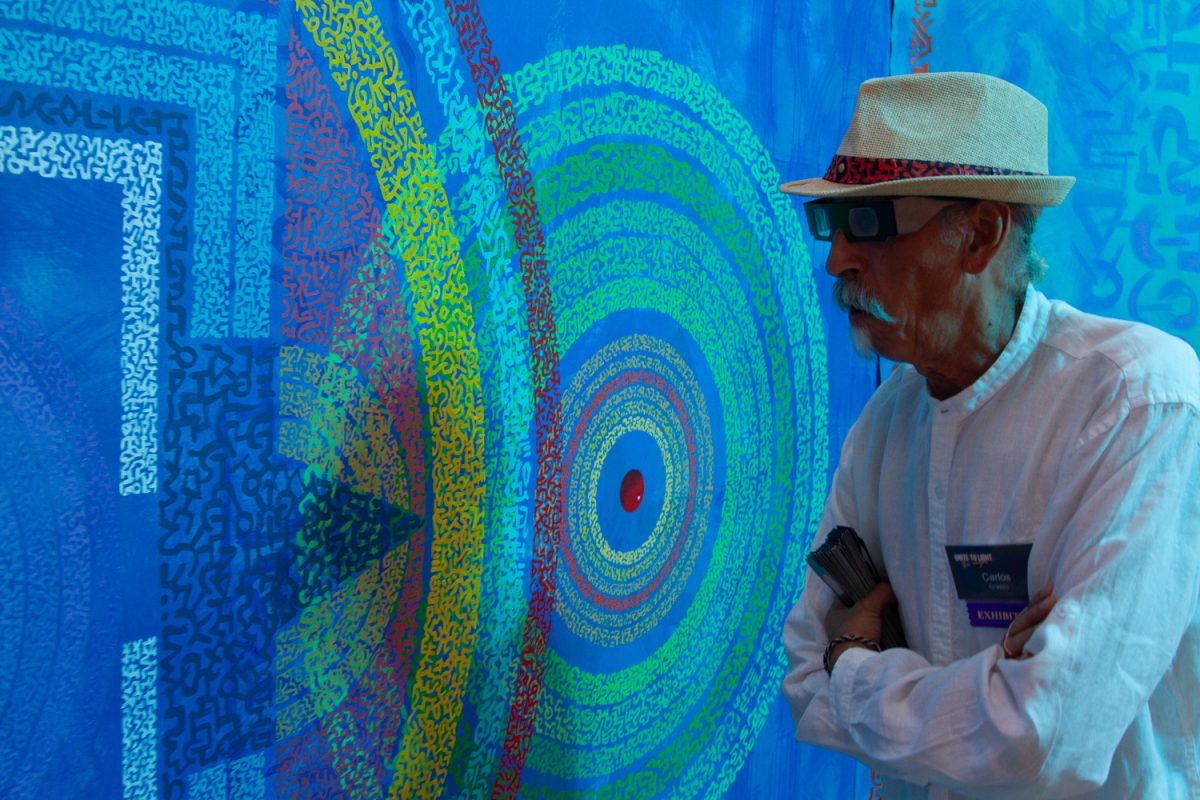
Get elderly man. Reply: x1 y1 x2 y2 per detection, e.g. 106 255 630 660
779 72 1200 798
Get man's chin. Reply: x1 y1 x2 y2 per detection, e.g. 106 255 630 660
849 325 877 359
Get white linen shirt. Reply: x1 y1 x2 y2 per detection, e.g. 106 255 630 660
782 287 1200 799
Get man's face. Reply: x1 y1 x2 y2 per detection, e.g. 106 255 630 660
818 196 969 365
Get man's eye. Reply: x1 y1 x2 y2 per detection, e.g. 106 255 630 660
848 208 879 238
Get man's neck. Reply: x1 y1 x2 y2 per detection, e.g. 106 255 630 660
917 289 1025 401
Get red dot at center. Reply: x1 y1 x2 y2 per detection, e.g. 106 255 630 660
620 469 645 513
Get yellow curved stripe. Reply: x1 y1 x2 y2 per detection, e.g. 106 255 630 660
295 2 486 798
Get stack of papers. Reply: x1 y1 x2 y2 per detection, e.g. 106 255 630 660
806 526 907 650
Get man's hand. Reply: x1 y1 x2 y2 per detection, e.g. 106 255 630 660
828 582 897 671
1002 582 1056 659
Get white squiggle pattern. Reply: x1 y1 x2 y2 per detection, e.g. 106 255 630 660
0 0 277 338
228 751 265 800
0 126 162 495
183 750 264 800
121 637 157 800
187 762 227 800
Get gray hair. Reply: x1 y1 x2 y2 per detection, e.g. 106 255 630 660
1007 203 1046 288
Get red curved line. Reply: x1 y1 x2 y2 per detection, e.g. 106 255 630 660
440 2 564 796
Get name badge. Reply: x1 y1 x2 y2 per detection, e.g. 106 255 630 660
944 544 1032 628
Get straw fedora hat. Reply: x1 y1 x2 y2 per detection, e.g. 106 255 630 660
781 72 1075 206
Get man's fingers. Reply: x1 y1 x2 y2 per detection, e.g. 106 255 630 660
1029 581 1055 606
1010 593 1056 636
830 583 897 644
1005 625 1037 655
824 604 853 633
861 581 896 611
1003 591 1057 658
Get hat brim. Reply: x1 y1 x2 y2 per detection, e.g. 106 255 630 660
779 174 1076 207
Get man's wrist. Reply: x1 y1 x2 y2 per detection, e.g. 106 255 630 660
823 634 882 675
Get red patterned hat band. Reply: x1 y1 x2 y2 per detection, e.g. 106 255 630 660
824 154 1043 186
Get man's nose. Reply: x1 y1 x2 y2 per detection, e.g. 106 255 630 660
824 230 859 278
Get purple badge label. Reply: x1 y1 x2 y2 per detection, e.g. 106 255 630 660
966 600 1026 628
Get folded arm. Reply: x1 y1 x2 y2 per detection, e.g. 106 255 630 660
782 402 1200 797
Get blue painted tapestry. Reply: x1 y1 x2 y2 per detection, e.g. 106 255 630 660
3 0 1193 798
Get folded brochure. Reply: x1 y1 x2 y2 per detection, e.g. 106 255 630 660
806 525 907 650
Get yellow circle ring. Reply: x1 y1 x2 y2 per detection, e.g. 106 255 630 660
296 3 486 798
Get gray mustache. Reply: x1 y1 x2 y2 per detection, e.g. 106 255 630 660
833 279 894 323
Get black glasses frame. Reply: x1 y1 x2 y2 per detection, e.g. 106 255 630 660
803 198 900 243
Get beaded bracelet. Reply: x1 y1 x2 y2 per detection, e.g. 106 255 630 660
823 634 882 675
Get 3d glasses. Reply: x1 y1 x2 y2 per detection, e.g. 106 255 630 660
803 199 900 242
804 197 965 243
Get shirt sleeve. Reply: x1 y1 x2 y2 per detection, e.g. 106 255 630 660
780 418 898 764
782 400 1200 798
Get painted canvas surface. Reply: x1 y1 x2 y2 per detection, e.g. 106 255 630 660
6 0 1192 797
0 0 885 798
894 0 1200 351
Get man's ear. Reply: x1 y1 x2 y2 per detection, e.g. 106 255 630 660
960 201 1010 275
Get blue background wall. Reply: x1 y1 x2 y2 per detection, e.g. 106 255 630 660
0 1 1193 798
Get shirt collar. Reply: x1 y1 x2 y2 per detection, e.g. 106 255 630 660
926 284 1049 418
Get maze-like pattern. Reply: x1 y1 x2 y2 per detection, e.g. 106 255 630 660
0 3 847 799
121 638 157 800
159 341 304 798
152 91 302 790
293 3 487 798
0 0 276 338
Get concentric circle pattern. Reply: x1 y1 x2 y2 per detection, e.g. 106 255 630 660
436 43 827 796
253 6 828 798
8 2 1191 798
558 327 715 646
